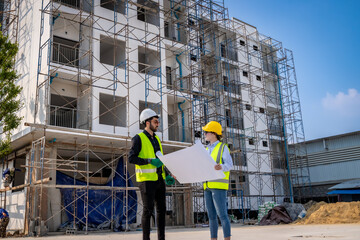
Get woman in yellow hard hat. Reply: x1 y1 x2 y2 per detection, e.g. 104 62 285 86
202 121 233 240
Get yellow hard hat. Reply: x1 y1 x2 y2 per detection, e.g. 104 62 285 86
202 121 222 136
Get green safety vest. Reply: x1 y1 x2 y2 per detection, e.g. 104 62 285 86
203 142 230 190
135 132 165 182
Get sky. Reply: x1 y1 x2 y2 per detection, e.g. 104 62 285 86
225 0 360 140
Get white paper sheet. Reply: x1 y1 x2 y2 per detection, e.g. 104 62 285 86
158 142 225 184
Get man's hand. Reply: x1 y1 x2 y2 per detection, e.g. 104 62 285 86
165 175 175 185
150 158 163 168
214 164 222 170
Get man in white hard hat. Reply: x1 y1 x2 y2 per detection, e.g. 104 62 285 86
129 108 174 240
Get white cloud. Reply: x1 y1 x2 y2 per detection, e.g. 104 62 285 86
322 88 360 116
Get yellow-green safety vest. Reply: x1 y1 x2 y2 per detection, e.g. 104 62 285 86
203 142 230 190
135 132 165 182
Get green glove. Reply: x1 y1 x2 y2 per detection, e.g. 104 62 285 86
165 175 175 186
150 158 163 168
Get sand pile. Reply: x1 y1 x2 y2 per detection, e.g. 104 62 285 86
303 200 319 210
295 201 360 224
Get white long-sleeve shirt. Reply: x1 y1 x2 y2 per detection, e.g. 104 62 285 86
206 140 234 172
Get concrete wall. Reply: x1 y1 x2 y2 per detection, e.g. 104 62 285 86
10 0 49 141
291 132 360 199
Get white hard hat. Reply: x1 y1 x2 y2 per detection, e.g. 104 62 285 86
140 108 159 124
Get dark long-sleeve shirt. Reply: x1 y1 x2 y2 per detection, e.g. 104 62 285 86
129 130 163 177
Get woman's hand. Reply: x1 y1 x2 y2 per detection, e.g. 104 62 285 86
214 164 222 170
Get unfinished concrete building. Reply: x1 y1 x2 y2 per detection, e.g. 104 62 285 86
0 0 310 235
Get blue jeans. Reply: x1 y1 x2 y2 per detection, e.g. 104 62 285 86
204 188 231 238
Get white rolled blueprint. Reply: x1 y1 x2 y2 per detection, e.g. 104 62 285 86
158 142 225 184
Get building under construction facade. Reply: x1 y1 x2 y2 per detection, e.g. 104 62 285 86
0 0 311 235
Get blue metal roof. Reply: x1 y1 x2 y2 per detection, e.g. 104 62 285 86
329 179 360 190
327 189 360 195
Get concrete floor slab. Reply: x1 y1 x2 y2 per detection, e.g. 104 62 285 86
11 224 360 240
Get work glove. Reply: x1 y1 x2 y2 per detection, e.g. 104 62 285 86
165 175 175 186
150 158 163 168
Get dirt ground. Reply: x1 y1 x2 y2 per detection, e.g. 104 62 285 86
8 224 360 240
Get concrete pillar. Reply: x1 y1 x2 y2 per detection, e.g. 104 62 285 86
46 146 62 232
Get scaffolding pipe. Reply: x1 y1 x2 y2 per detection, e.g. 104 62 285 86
0 177 52 192
276 62 294 203
174 7 181 41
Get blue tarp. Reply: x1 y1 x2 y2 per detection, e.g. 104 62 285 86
56 158 137 231
327 189 360 195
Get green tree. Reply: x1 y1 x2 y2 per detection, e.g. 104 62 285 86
0 26 22 158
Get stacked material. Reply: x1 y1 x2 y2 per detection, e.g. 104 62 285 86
258 201 277 222
295 201 360 224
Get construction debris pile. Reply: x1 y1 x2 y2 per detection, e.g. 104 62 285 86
295 201 360 224
258 202 304 225
258 201 360 225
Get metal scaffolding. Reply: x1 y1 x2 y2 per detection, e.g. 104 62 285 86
1 0 311 235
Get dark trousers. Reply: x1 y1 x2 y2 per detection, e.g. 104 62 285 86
139 177 166 240
0 217 9 238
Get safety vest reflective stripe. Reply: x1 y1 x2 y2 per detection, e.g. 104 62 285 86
204 142 230 190
135 132 165 182
216 143 226 164
211 178 229 183
135 168 157 174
